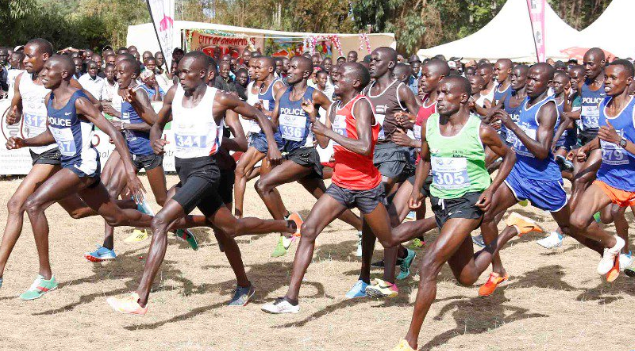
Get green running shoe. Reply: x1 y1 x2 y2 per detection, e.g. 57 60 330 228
593 212 602 223
20 275 58 300
397 248 417 280
409 238 425 249
175 229 198 250
271 236 292 257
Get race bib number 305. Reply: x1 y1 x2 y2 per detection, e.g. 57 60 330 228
431 156 470 189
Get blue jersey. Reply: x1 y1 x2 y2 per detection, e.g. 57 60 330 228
597 96 635 191
258 78 281 112
580 81 606 131
278 86 315 152
511 95 561 180
493 83 512 105
554 97 566 147
46 90 95 166
121 90 153 156
502 90 522 144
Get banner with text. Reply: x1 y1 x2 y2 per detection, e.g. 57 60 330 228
188 31 263 59
526 0 546 62
146 0 175 69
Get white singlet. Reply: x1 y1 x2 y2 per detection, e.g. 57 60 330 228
19 72 56 154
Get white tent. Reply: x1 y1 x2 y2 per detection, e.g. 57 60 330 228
417 0 580 62
576 0 635 59
127 21 396 58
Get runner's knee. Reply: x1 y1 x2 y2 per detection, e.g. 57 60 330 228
300 222 318 241
7 194 27 215
569 212 587 232
23 196 44 217
150 213 170 234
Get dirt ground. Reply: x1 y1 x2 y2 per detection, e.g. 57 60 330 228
0 175 634 351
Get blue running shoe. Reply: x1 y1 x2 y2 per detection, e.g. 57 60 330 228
0 277 3 289
472 234 485 247
396 248 416 280
345 280 369 299
84 245 117 262
405 211 416 221
228 285 256 306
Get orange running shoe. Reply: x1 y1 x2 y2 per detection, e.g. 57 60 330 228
505 212 543 236
107 292 148 315
606 256 620 283
287 212 303 237
478 272 509 297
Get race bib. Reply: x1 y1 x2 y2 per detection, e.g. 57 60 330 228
601 138 629 166
332 114 347 146
50 127 76 157
174 133 209 150
279 114 306 141
581 105 600 129
375 113 386 140
24 113 47 137
512 124 537 158
431 156 470 189
413 124 422 141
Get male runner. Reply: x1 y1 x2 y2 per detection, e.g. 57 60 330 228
254 56 363 257
106 52 299 314
569 59 635 282
390 76 522 351
477 63 496 107
479 63 605 297
493 58 513 140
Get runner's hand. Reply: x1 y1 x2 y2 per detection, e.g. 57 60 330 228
6 106 20 124
476 188 493 212
408 189 423 209
125 174 146 205
267 145 282 165
123 87 137 103
301 98 316 123
152 138 169 155
103 104 118 117
598 121 621 144
6 137 25 150
254 101 264 111
111 120 125 131
491 109 511 126
393 129 413 147
311 119 328 137
575 147 588 163
468 96 476 110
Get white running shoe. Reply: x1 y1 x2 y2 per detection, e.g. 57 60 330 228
261 298 300 314
619 252 633 272
356 231 363 257
598 236 625 275
536 232 564 249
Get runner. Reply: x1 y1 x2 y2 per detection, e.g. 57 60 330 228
479 63 605 297
390 75 520 351
254 56 364 257
477 63 496 107
569 59 635 282
106 52 300 314
260 62 407 314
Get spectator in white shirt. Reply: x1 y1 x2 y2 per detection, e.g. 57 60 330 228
100 63 117 102
78 60 104 100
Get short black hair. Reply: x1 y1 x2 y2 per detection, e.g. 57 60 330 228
26 38 54 56
120 58 141 75
444 75 472 96
50 54 75 78
609 59 635 78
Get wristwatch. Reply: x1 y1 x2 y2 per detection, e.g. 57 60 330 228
619 137 628 148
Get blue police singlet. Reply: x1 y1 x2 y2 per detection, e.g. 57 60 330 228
46 90 95 166
597 96 635 191
258 78 280 113
580 81 606 131
494 83 511 105
554 97 566 147
121 90 153 156
503 90 522 144
277 85 315 152
511 95 561 180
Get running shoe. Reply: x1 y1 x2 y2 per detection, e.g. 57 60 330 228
396 249 417 280
365 278 398 298
19 275 58 300
287 212 303 237
271 236 290 257
505 212 543 236
593 212 602 223
107 292 148 315
625 266 635 278
371 258 404 268
409 237 425 249
619 252 633 271
606 256 621 283
84 245 117 262
356 230 363 257
405 211 416 221
124 229 149 243
518 199 529 207
228 285 256 306
472 234 485 247
391 339 416 351
598 236 625 275
136 199 154 215
0 277 3 289
345 280 369 299
478 272 509 297
261 297 300 314
175 229 199 250
536 231 564 249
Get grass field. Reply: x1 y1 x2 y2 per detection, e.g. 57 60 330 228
0 175 633 350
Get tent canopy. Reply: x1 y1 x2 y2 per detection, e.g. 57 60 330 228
417 0 580 62
575 0 635 59
127 21 395 58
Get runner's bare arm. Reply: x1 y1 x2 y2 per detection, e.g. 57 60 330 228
478 123 516 210
398 83 420 113
409 119 431 209
7 93 55 149
150 85 175 154
312 98 373 156
6 73 24 124
114 88 154 133
600 120 635 156
222 109 248 152
76 95 146 199
553 115 571 144
312 89 332 114
495 101 556 160
271 88 285 127
311 103 333 149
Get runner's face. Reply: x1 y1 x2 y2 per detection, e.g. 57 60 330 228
177 58 206 92
584 53 604 79
525 67 549 97
569 69 583 92
23 44 47 74
115 61 135 88
478 67 493 85
510 68 527 90
604 65 632 96
436 81 463 116
286 58 307 85
331 66 355 96
494 62 509 83
552 75 568 95
468 76 482 94
40 60 65 89
368 50 392 78
420 65 441 94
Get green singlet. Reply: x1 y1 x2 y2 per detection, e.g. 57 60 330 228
426 113 491 199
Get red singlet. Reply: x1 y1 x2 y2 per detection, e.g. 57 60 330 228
330 95 382 190
414 96 437 164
